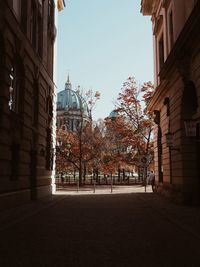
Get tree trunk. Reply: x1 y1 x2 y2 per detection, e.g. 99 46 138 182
83 163 86 183
79 165 82 186
118 167 120 182
123 168 125 181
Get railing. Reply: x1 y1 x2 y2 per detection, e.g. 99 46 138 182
55 174 143 188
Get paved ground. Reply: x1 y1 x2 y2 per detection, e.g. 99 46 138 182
0 185 200 267
56 184 153 195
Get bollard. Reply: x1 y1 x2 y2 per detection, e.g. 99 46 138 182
77 178 79 193
111 175 113 193
144 174 147 193
93 179 96 193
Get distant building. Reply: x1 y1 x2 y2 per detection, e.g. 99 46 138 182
57 76 90 131
141 0 200 204
108 110 120 120
0 0 57 210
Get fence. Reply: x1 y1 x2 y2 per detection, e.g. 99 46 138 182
55 173 143 188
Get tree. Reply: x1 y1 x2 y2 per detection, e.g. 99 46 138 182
56 89 101 186
116 77 154 156
101 117 126 182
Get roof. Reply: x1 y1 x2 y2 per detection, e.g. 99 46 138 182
108 110 119 118
56 77 89 116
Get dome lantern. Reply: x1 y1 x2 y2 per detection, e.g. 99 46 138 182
65 74 72 90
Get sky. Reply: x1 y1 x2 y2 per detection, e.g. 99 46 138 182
56 0 153 121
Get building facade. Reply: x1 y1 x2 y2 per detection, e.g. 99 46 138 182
141 0 200 204
57 76 90 131
0 0 57 210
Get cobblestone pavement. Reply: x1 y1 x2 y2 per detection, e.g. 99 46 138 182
0 186 200 267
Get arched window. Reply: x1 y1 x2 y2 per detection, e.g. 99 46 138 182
20 0 28 33
0 33 5 124
38 0 44 58
182 81 198 118
0 33 5 84
9 65 18 112
46 92 53 127
46 128 53 170
13 0 21 20
30 0 37 49
0 34 4 70
38 12 43 58
8 56 25 113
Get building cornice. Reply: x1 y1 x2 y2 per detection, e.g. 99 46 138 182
141 0 159 16
147 79 169 112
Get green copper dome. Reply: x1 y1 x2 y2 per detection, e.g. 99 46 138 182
57 76 88 115
109 110 119 118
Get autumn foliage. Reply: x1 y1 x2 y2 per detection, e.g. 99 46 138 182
116 77 154 156
56 77 154 184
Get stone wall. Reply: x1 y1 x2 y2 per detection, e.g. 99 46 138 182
0 0 56 210
142 0 200 204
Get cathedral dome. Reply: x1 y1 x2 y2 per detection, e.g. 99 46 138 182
108 110 119 119
57 76 88 115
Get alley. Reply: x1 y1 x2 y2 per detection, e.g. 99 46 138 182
0 190 200 267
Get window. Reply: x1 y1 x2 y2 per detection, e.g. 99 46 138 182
0 35 4 124
48 0 52 17
20 0 28 33
0 34 4 79
8 67 14 110
169 11 174 50
46 128 53 170
13 0 21 20
158 34 164 71
48 0 55 44
48 0 53 29
30 1 37 49
38 0 44 58
38 14 43 58
29 0 44 56
9 66 19 113
8 57 24 114
182 81 198 116
46 90 53 127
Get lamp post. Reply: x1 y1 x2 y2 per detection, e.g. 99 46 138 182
139 155 149 192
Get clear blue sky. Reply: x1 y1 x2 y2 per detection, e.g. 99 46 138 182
56 0 153 121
